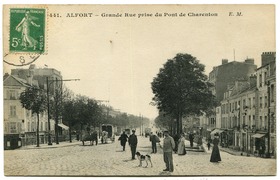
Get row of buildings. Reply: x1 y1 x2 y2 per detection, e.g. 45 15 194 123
3 65 69 149
199 52 276 157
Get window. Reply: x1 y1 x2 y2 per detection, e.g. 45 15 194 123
45 122 48 131
9 90 17 100
259 97 263 108
10 106 16 117
260 116 263 129
243 99 246 109
28 122 30 132
249 115 251 127
265 96 268 107
31 122 35 131
259 74 262 87
253 97 256 107
271 84 275 102
248 98 251 108
10 122 17 133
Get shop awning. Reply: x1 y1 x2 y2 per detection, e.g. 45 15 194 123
251 133 266 138
58 123 69 130
210 129 225 135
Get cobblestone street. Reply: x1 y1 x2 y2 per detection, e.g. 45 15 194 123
4 136 276 176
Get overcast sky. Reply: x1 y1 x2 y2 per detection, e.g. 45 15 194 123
3 5 276 120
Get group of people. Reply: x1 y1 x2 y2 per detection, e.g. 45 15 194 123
118 129 221 173
118 129 138 159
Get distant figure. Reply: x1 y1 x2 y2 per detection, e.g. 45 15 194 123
160 130 175 172
128 129 138 160
189 133 194 148
177 133 186 155
173 134 180 153
150 132 160 153
210 133 221 162
207 142 211 151
92 130 98 145
118 131 128 151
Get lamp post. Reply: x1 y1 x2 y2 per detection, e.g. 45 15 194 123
46 77 80 145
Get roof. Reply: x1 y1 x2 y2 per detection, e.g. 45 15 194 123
3 75 31 87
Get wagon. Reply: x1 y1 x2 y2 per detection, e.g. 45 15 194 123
101 124 115 143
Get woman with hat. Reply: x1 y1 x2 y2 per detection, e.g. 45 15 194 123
210 133 221 162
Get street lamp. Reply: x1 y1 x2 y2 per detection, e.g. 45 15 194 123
46 77 80 145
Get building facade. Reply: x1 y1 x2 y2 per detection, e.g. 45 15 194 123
3 64 65 148
215 52 276 157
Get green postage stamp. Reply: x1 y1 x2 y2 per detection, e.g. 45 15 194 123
9 8 45 53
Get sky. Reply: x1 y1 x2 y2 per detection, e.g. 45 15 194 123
3 4 276 120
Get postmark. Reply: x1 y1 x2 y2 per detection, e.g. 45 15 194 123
9 8 45 53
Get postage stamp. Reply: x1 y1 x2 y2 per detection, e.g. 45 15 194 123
9 8 45 53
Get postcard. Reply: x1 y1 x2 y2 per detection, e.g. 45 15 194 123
2 4 276 177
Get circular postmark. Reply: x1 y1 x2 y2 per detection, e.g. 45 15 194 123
3 53 41 67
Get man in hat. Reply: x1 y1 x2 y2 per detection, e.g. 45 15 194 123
160 130 175 172
128 129 138 160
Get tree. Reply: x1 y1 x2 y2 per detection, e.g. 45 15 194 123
20 86 47 147
154 112 174 133
62 98 77 142
151 53 217 134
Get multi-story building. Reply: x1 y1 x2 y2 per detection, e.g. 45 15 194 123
3 64 66 148
202 58 257 141
209 58 257 102
217 52 276 157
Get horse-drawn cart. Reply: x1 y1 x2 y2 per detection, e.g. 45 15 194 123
81 130 98 146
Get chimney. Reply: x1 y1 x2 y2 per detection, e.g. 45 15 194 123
3 73 9 80
27 65 35 85
244 58 254 65
222 59 228 65
249 74 257 88
261 52 276 66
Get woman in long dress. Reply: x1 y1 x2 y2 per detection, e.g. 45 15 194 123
210 134 221 162
177 133 186 155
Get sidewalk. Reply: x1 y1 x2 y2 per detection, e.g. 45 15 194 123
19 140 82 150
201 139 252 156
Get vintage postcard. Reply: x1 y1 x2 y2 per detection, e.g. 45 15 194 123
2 4 276 177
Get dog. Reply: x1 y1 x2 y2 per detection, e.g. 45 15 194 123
136 152 153 168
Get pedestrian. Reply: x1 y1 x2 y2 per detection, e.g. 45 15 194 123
189 132 194 148
150 132 160 153
118 131 128 151
210 133 221 163
207 141 211 151
177 133 186 155
173 133 179 153
160 130 175 173
128 129 138 160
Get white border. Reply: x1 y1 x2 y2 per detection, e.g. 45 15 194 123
1 1 279 180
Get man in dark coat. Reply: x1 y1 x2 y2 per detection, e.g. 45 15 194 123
128 129 138 160
118 131 128 151
189 133 194 148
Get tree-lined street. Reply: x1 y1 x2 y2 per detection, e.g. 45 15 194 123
4 136 276 176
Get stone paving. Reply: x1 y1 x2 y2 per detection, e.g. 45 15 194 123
3 136 276 176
